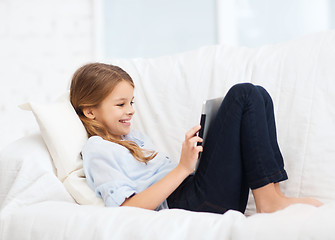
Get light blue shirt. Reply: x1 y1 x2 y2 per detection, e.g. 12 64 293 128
82 130 178 210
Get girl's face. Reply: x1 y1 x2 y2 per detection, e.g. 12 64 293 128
86 81 135 140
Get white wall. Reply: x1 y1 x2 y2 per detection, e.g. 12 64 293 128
0 0 95 150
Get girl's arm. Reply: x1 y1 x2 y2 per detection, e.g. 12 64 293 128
121 125 203 210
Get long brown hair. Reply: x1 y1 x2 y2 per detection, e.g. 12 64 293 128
70 63 157 163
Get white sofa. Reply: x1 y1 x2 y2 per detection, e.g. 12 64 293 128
1 30 335 239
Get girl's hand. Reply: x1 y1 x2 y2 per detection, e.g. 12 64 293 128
178 125 203 174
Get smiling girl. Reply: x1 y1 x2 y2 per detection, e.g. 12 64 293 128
70 63 322 213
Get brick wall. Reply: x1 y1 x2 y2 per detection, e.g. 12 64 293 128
0 0 94 150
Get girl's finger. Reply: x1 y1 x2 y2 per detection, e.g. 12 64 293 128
188 136 203 145
185 125 201 140
195 146 203 153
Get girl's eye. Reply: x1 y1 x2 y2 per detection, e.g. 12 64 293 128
116 101 134 107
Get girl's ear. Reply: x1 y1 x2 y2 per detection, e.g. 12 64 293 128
82 107 96 120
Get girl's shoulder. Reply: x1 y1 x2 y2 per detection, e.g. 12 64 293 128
82 129 156 155
83 129 148 149
83 135 120 156
85 135 112 147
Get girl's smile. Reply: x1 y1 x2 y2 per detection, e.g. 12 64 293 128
119 118 132 126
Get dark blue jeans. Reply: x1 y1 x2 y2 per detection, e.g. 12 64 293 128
167 83 288 214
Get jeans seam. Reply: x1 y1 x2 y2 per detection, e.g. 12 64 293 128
244 86 269 188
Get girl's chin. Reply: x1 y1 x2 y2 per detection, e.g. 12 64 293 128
109 127 131 139
121 126 131 135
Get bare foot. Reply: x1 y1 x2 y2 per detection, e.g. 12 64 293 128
289 197 323 208
253 183 323 213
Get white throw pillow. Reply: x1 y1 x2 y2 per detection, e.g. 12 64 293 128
20 92 104 206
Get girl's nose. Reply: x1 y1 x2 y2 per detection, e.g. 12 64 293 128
128 105 135 115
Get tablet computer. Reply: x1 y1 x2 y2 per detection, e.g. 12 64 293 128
195 97 223 171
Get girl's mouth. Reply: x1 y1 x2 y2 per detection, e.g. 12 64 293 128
119 119 131 126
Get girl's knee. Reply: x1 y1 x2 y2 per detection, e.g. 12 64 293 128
255 85 267 95
255 85 272 103
232 83 256 91
228 83 256 98
227 83 272 105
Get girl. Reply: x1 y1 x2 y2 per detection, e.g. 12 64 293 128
70 62 322 214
